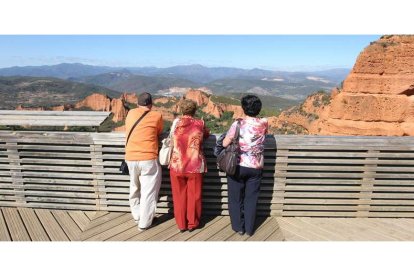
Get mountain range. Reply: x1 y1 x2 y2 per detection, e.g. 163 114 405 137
0 63 350 100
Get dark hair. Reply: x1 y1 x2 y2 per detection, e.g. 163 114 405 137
180 99 197 116
138 92 152 106
241 95 262 117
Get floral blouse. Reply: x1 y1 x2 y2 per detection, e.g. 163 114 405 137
225 117 268 169
169 116 210 173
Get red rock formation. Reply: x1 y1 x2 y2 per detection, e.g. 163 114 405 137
51 105 65 111
15 105 45 111
203 100 223 118
121 93 138 105
74 93 111 111
111 98 128 122
317 35 414 136
223 104 244 119
270 35 414 136
73 93 128 123
184 89 210 106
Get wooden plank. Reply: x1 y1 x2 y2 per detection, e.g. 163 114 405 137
0 209 11 241
25 197 97 205
18 208 49 241
105 223 139 241
294 218 357 241
187 216 231 241
35 209 69 241
330 218 399 241
127 216 177 241
51 210 82 241
84 215 136 241
205 216 235 241
167 216 224 241
278 217 330 241
68 211 91 231
371 219 414 239
82 212 123 231
2 207 31 241
295 217 352 241
0 110 111 116
276 219 308 241
280 211 357 217
347 218 405 241
145 223 182 241
246 217 281 241
0 119 105 127
81 213 132 240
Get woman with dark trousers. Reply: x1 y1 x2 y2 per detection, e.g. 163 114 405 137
223 95 268 236
169 99 210 232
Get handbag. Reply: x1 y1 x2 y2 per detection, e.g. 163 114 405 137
159 118 179 166
216 119 241 176
120 110 149 175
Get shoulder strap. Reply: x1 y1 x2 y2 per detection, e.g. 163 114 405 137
234 119 242 139
125 111 149 146
233 119 242 145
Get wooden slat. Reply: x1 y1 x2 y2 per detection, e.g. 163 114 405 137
187 216 230 241
166 216 224 241
127 216 177 241
205 217 235 241
51 210 82 241
0 111 110 127
0 208 11 241
68 211 91 231
82 213 133 241
18 208 49 241
34 209 69 241
2 207 31 241
246 217 282 241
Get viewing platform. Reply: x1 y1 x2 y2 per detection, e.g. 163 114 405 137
1 111 414 241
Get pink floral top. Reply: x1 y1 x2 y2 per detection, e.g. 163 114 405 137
225 117 268 169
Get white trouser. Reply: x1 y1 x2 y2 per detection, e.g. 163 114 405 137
126 159 162 228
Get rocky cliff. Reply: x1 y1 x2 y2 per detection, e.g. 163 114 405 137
270 35 414 136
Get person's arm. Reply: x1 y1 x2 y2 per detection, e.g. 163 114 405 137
223 121 237 148
202 120 210 139
157 114 163 135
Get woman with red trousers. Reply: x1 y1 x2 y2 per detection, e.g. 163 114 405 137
169 99 210 232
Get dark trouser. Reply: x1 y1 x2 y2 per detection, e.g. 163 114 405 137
227 165 262 235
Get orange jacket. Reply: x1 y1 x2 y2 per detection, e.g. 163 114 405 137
124 107 163 161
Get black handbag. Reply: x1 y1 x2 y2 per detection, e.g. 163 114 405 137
216 119 241 176
120 111 149 175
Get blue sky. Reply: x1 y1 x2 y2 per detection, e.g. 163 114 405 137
0 35 380 71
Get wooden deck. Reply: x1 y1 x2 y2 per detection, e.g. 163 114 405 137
1 207 414 241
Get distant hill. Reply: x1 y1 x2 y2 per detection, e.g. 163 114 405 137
0 76 119 109
74 72 198 92
0 63 117 79
0 63 350 100
0 63 350 84
205 77 335 100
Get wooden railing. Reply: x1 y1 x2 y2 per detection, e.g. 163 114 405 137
1 131 414 218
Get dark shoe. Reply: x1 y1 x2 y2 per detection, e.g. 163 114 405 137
188 224 200 232
237 231 245 235
179 229 186 233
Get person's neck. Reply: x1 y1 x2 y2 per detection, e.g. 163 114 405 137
139 105 151 111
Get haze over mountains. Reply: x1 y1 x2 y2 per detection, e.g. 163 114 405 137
0 63 349 100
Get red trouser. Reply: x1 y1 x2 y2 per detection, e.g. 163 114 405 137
169 171 203 230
